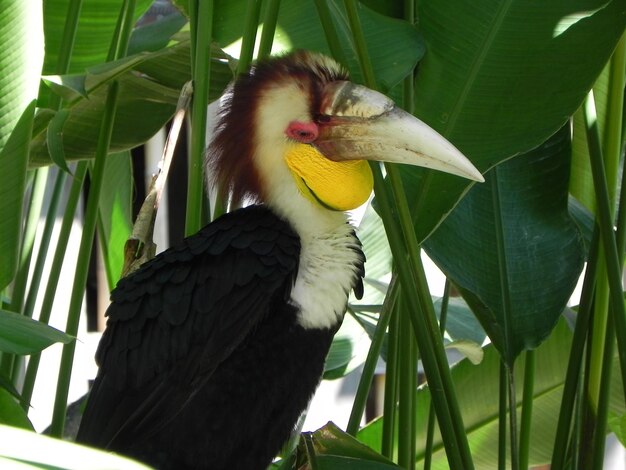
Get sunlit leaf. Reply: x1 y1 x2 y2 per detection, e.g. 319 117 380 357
0 1 43 291
0 309 73 355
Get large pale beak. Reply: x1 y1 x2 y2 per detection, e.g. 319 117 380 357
314 81 484 183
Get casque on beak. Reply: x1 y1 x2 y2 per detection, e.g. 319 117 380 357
314 81 484 183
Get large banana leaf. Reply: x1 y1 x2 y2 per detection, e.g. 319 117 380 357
403 0 626 242
42 0 153 74
424 125 584 363
358 318 626 468
0 1 44 291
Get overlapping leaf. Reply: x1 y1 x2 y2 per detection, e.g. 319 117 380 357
402 0 626 242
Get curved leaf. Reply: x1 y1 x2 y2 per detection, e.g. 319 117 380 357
208 0 423 94
42 0 153 75
357 318 626 468
404 0 626 242
0 1 43 291
0 309 73 355
0 389 33 430
0 424 152 469
31 39 233 166
302 422 399 468
424 126 585 363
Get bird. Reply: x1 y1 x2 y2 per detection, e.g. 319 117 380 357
75 50 483 469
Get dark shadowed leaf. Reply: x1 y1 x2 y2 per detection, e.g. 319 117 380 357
424 126 585 363
401 0 626 242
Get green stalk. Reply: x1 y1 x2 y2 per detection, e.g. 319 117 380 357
51 0 136 436
382 292 401 459
498 361 507 470
518 350 535 470
343 2 472 467
374 166 469 470
21 163 88 410
490 167 519 469
48 0 84 109
591 36 626 465
424 279 451 470
583 91 626 399
236 0 263 76
507 365 519 470
0 168 48 380
258 0 280 59
397 294 417 470
313 0 347 66
591 315 615 469
550 227 599 469
22 171 66 320
186 0 214 236
12 170 66 385
347 276 399 435
50 83 120 438
344 0 377 88
7 168 48 316
19 0 83 408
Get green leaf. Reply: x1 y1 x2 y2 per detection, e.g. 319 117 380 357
444 339 484 366
0 1 44 291
325 314 371 380
46 109 72 174
433 296 486 346
357 318 620 468
98 151 133 289
424 126 585 363
42 0 153 75
403 0 626 242
0 424 152 469
31 39 233 167
127 9 188 55
210 0 423 94
0 389 33 430
608 412 626 447
302 422 399 468
0 309 73 355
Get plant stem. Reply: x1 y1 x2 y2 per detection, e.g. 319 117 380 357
12 169 66 386
50 0 136 436
236 0 262 76
1 168 48 380
347 276 399 435
498 361 507 470
583 91 626 400
397 293 417 470
344 0 376 88
550 227 599 469
258 0 281 59
186 0 214 236
50 82 120 437
313 0 348 66
591 314 615 470
507 365 519 470
21 163 88 410
424 279 451 470
343 3 472 467
518 350 535 470
382 292 400 459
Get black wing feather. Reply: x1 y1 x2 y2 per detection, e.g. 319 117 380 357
76 205 300 449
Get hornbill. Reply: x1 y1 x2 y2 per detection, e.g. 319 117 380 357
76 51 483 469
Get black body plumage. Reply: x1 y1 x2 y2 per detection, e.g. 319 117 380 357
76 205 365 469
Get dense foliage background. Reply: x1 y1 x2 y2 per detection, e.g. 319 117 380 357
1 1 625 468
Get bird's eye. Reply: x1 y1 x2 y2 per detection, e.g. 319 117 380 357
286 121 319 143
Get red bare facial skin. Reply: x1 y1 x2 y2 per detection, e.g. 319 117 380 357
286 121 319 143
